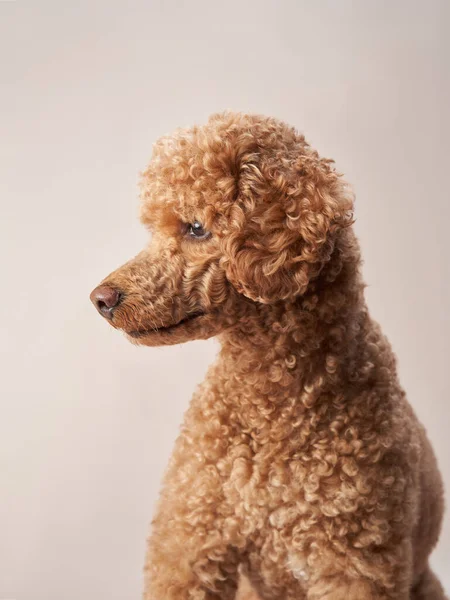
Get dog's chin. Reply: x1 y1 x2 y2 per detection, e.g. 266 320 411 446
124 311 223 347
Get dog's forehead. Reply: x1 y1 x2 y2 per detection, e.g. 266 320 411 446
140 136 241 225
140 178 231 231
139 158 233 231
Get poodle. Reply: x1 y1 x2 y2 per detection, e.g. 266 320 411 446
90 112 446 600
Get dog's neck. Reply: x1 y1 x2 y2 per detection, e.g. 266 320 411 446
217 231 369 412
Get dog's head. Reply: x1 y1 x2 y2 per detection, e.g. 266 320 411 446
90 112 354 346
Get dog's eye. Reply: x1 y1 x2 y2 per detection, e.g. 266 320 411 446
187 221 211 240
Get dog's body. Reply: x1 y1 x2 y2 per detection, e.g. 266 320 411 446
91 113 445 600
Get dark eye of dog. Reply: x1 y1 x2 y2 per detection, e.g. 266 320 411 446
187 221 210 240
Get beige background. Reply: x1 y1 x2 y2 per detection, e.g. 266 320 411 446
1 1 449 598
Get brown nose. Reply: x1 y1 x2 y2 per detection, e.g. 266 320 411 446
90 285 122 320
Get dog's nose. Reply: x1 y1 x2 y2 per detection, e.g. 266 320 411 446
90 285 122 320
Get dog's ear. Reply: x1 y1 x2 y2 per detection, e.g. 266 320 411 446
219 153 354 304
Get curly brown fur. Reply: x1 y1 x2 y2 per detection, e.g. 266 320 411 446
91 112 446 600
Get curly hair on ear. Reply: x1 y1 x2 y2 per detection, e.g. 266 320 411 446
216 115 354 303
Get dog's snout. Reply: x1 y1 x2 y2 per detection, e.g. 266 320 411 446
90 285 122 320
